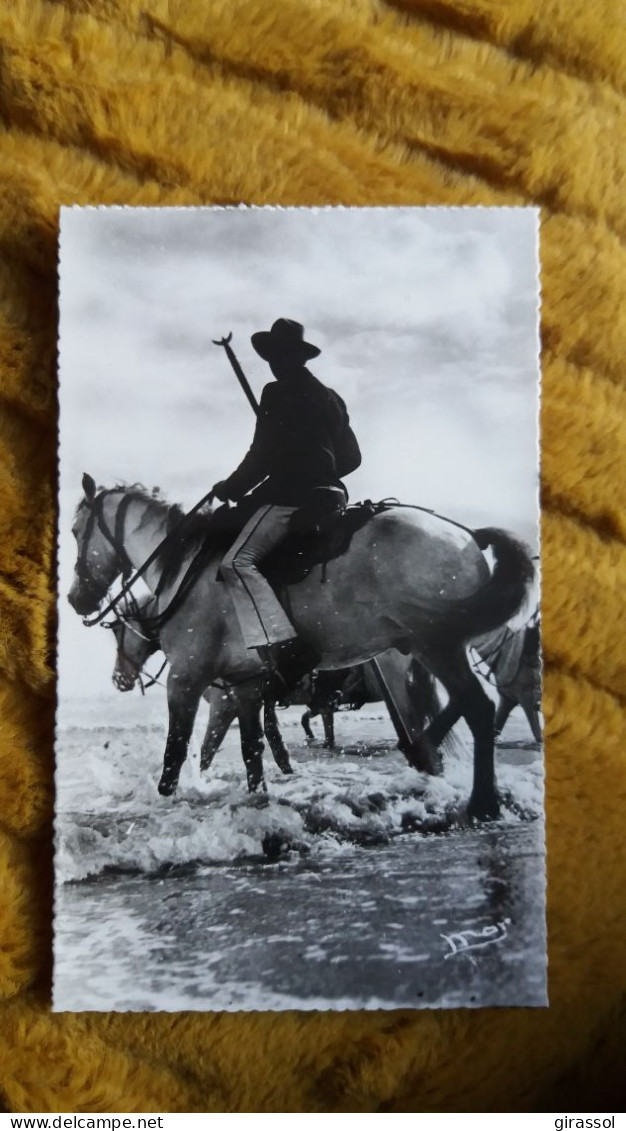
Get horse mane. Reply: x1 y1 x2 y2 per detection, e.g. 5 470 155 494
119 485 212 590
166 501 212 542
110 483 207 538
90 482 212 589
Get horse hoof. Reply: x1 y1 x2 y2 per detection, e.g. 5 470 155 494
467 794 500 822
157 778 177 797
245 791 269 808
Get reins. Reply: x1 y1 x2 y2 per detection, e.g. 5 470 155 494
104 592 169 695
136 657 169 694
470 627 515 685
102 589 155 640
81 487 215 628
470 618 539 691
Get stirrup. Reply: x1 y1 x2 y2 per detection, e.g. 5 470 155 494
258 640 318 698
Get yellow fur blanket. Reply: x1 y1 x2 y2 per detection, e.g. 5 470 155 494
1 0 624 1112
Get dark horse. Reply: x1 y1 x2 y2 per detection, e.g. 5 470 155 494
300 666 375 747
299 653 436 750
107 594 294 775
107 598 435 766
68 476 535 819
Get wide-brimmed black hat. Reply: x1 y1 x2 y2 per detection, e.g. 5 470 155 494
251 318 320 362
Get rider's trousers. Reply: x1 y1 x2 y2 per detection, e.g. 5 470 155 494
220 504 298 649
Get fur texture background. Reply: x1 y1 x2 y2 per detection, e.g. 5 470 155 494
0 0 624 1113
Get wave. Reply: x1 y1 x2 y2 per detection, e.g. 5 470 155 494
55 710 543 882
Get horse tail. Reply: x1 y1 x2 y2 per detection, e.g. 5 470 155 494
465 527 536 639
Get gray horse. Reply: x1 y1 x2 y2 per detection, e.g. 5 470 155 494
471 620 542 743
69 476 535 819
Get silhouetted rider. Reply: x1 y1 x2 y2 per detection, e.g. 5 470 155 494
212 318 361 692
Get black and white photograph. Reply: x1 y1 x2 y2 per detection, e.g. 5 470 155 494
54 205 545 1012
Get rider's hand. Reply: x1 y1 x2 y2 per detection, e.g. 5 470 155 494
211 480 230 502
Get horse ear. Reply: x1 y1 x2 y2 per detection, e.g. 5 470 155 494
82 472 97 500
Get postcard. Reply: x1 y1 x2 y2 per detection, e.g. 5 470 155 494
54 205 545 1010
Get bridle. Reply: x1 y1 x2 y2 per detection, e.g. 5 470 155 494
75 487 164 693
470 615 540 694
103 591 167 695
76 489 135 607
80 485 216 628
471 626 515 680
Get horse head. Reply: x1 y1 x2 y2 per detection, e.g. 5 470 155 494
68 473 130 616
106 597 160 692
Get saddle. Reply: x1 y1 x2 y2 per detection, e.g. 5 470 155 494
209 495 392 590
147 494 394 632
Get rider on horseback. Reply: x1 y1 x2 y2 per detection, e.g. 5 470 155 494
211 318 362 693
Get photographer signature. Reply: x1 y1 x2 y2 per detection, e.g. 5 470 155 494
441 918 511 960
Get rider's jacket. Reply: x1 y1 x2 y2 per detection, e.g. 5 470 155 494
220 367 362 507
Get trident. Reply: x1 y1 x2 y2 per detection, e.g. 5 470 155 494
212 333 259 416
81 336 251 627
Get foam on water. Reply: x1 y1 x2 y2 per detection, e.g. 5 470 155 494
55 698 544 883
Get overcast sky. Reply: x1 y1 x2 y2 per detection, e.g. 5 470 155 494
57 206 540 699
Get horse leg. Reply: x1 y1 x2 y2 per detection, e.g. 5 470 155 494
419 700 461 750
394 659 451 775
263 699 293 775
398 702 454 776
301 709 316 740
158 672 204 796
519 691 543 743
417 646 498 820
200 691 238 773
236 686 267 794
398 728 443 776
321 708 336 749
494 694 514 739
